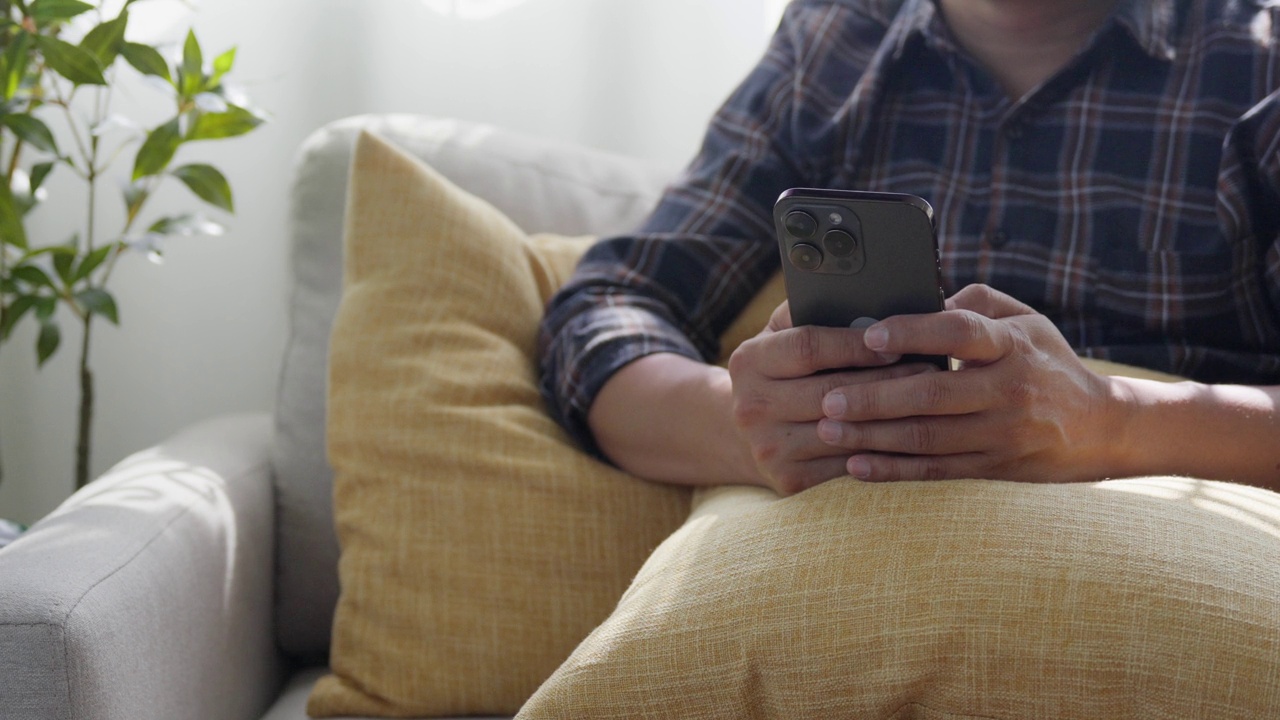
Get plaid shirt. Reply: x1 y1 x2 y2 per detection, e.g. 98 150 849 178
539 0 1280 454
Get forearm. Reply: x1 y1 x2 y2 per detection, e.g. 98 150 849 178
1111 377 1280 489
588 353 765 487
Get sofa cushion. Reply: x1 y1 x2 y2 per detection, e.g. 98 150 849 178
306 131 691 717
273 114 674 660
517 461 1280 719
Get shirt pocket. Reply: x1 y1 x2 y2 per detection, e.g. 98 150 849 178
1089 243 1240 346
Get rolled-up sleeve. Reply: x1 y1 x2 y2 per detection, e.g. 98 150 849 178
1218 88 1280 373
537 5 827 455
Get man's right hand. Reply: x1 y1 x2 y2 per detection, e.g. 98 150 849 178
726 300 938 495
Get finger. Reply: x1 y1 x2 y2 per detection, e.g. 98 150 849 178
844 451 991 483
817 413 990 456
944 283 1036 319
750 423 858 496
738 363 940 424
754 421 852 466
765 300 793 332
772 455 858 496
823 366 989 421
865 310 1014 365
745 324 902 379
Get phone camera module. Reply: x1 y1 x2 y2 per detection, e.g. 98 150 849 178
784 210 817 239
788 242 823 271
822 229 857 258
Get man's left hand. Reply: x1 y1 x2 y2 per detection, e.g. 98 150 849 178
816 283 1129 483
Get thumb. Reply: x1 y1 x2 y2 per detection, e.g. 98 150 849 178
765 300 794 333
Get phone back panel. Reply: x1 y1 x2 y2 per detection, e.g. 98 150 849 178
774 189 944 328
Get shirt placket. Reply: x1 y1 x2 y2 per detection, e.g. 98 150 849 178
985 112 1024 252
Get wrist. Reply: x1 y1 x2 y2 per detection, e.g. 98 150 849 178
707 367 770 487
590 354 765 487
1096 374 1146 478
1099 375 1203 479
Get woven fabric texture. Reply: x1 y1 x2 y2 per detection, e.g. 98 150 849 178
518 466 1280 719
307 131 691 717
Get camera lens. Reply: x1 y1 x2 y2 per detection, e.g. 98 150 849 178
788 243 823 271
823 229 857 257
784 211 817 239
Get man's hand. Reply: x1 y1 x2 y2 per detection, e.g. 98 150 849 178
727 300 940 495
816 284 1126 483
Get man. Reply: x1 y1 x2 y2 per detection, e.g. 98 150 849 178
539 0 1280 495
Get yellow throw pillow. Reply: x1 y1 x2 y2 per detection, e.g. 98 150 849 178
518 470 1280 719
307 132 692 717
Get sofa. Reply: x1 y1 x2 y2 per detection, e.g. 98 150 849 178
0 114 675 720
5 113 1280 720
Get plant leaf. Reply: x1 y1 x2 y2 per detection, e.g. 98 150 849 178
186 104 263 141
3 30 32 101
210 46 235 85
91 113 143 138
171 163 232 212
0 112 58 154
12 263 53 287
34 34 106 85
79 13 128 67
28 0 93 24
192 91 227 113
29 161 54 191
131 117 181 180
33 295 57 320
1 293 37 339
0 181 28 249
120 41 171 84
36 316 59 365
19 244 67 260
71 242 113 282
181 29 201 97
123 181 147 218
147 212 223 237
52 244 75 284
76 287 117 324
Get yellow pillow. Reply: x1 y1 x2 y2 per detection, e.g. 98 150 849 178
518 471 1280 718
308 132 692 717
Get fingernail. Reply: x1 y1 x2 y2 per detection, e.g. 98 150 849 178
823 392 847 417
817 419 842 444
848 456 872 479
865 325 889 351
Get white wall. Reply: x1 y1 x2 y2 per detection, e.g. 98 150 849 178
0 0 777 525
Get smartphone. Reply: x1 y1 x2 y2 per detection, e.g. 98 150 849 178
773 188 949 370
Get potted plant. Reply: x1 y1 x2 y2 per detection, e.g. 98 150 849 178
0 0 265 502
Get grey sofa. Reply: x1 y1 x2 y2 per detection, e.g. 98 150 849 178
0 114 675 720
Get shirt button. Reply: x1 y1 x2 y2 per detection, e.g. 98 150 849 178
989 229 1010 248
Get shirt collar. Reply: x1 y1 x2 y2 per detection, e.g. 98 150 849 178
884 0 1179 64
1111 0 1179 61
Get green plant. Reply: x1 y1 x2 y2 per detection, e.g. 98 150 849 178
0 0 265 490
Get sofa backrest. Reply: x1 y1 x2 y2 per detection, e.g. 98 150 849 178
272 114 675 661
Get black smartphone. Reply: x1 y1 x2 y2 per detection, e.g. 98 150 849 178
773 188 949 370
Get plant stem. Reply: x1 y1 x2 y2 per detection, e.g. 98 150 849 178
75 72 106 492
4 137 22 186
72 87 105 491
0 128 14 492
75 314 92 489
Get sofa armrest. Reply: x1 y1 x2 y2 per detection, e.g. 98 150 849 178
0 413 287 720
